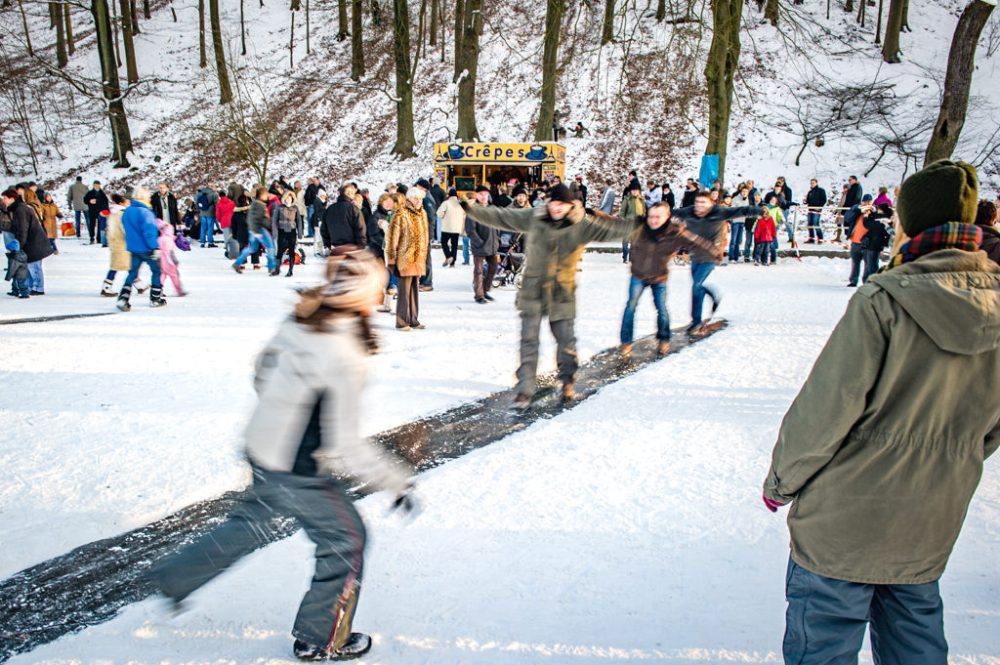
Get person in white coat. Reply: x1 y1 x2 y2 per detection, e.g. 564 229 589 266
151 248 417 662
436 188 466 267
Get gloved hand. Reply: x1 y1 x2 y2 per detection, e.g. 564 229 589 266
568 200 586 224
763 491 787 513
391 483 420 517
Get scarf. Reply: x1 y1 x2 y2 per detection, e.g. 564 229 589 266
882 222 982 272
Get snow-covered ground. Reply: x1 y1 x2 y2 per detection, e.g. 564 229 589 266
4 242 999 663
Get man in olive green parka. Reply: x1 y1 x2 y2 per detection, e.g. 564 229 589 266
764 160 1000 664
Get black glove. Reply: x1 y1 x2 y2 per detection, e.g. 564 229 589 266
391 483 419 517
459 200 471 212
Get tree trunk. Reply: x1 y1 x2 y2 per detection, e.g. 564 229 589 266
875 0 883 43
601 0 615 44
198 0 207 67
535 0 565 141
845 0 853 12
49 1 57 29
655 0 665 21
65 2 75 54
170 0 177 21
429 0 438 45
92 0 133 167
392 0 416 156
881 0 903 62
306 0 310 53
130 0 140 34
338 0 348 39
210 0 232 102
704 0 743 185
119 0 139 83
289 9 295 68
241 0 247 53
143 0 150 19
455 0 481 140
19 0 35 56
453 0 465 81
111 0 122 68
856 0 866 26
765 0 779 25
54 1 68 67
351 0 365 79
900 0 909 29
924 0 996 165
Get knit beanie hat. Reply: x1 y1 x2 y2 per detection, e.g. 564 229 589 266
548 183 578 204
294 247 386 320
897 159 979 237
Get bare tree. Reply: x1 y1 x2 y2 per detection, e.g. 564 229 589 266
392 0 416 156
765 0 779 26
882 0 904 62
241 0 247 54
143 0 149 19
536 0 565 141
453 0 465 81
120 0 140 83
338 0 349 39
601 0 614 44
93 0 134 166
704 0 743 183
65 3 75 54
211 0 233 102
455 0 481 140
429 0 438 46
925 0 996 164
351 0 365 79
199 0 208 67
18 0 34 56
54 0 68 67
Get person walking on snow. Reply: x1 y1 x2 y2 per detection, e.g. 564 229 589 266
116 187 166 310
461 183 637 409
385 185 430 331
85 181 109 245
101 194 149 297
620 181 646 263
157 219 187 297
68 176 88 239
671 190 761 334
232 187 279 275
196 184 220 248
466 185 500 304
150 248 417 662
620 202 716 360
763 159 1000 665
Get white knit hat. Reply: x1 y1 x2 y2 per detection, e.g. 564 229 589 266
294 246 386 319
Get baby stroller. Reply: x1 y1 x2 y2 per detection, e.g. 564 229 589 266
493 232 525 289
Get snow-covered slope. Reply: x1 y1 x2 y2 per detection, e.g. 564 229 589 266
2 0 997 196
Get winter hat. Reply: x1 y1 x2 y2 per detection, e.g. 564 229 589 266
294 247 386 320
396 183 409 195
861 194 873 203
512 185 527 198
548 183 579 204
5 239 20 252
447 188 458 197
414 178 431 191
897 160 979 236
475 185 491 194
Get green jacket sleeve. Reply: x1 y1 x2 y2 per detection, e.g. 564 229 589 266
580 210 640 242
764 290 889 503
985 420 1000 460
461 201 533 233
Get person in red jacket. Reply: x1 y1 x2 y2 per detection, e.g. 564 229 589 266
216 191 235 250
753 206 778 265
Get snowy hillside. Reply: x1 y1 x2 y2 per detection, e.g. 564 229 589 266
1 0 998 196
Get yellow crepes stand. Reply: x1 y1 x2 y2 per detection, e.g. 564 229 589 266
432 142 567 195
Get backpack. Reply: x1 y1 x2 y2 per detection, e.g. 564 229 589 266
197 191 210 211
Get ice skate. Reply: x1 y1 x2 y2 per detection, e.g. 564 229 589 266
149 287 167 308
293 633 371 662
116 284 132 312
100 279 116 297
561 383 577 403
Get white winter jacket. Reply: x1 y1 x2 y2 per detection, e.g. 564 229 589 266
244 318 411 493
437 196 467 235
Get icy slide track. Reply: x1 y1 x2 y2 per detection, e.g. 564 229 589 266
0 323 726 662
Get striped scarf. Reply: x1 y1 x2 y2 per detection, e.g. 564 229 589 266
883 222 982 272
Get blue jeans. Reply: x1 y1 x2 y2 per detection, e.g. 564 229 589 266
234 230 276 270
728 222 744 261
622 240 631 262
782 211 794 242
784 557 947 665
125 252 162 288
620 276 670 344
743 221 754 258
27 260 44 292
75 210 84 237
807 212 823 240
462 236 470 264
11 275 29 296
98 217 107 247
200 216 216 244
306 206 315 237
689 260 718 327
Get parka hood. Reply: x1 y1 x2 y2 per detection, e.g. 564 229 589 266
868 249 1000 355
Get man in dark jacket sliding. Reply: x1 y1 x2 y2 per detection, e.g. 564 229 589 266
671 191 762 334
321 185 366 251
466 186 499 304
764 159 999 665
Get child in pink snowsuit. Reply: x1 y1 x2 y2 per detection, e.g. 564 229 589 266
158 220 187 296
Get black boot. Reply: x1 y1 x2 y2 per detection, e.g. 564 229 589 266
149 286 167 308
116 284 133 312
293 633 371 661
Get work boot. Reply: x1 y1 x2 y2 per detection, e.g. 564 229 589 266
621 343 633 361
561 383 577 403
511 393 532 412
101 279 116 297
293 633 372 662
656 341 671 358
